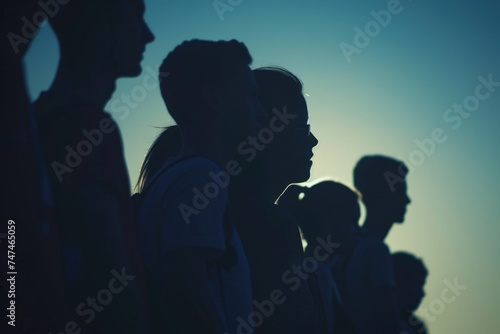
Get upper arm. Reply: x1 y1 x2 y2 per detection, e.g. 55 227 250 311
367 242 400 333
158 159 228 256
368 242 396 289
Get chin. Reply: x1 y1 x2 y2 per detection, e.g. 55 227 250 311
295 170 311 184
394 211 408 223
280 172 309 187
407 302 420 312
117 64 143 78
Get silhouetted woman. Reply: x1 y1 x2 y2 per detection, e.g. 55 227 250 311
230 67 328 334
279 180 361 334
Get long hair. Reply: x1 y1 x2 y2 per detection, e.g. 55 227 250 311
135 125 182 193
253 66 304 113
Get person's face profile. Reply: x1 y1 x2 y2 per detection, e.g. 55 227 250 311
104 0 154 77
271 96 318 183
368 179 410 223
390 181 411 223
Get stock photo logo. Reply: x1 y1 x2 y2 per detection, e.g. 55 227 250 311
47 267 135 334
339 0 414 64
49 65 169 183
178 106 297 224
224 235 340 334
213 0 244 21
393 73 499 177
7 0 71 54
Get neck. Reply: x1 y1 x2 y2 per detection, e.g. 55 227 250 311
362 210 394 239
179 125 233 169
250 183 284 204
231 163 287 205
47 57 117 110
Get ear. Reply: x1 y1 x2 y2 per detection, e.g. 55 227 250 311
202 84 222 112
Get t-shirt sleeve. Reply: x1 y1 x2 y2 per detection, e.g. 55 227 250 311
159 159 227 253
368 241 396 288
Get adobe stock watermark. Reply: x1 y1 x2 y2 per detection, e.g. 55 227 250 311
418 277 467 322
50 117 116 182
178 106 297 224
7 0 72 54
225 235 340 334
400 277 468 334
339 0 413 64
48 267 135 334
385 73 499 191
50 65 169 183
213 0 243 22
109 65 170 121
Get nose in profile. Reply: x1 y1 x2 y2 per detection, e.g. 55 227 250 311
310 131 319 148
406 195 411 204
143 22 155 44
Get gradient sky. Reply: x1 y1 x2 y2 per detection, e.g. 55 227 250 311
24 0 499 332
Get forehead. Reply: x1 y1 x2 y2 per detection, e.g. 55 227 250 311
294 95 309 123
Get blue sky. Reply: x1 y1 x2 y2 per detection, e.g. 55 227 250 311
24 0 499 332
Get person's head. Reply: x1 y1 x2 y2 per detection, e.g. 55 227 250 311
49 0 154 77
252 67 318 188
4 1 44 56
135 125 182 193
392 252 428 312
278 181 360 244
159 39 262 147
353 155 411 223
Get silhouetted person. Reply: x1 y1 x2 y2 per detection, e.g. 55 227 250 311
393 252 429 334
2 3 67 332
354 155 411 239
136 39 263 334
279 180 362 334
279 181 360 246
350 154 412 334
33 1 154 333
231 67 325 334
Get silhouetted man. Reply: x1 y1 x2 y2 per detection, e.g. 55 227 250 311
232 67 324 334
354 155 411 238
348 154 411 334
33 1 154 333
2 2 67 332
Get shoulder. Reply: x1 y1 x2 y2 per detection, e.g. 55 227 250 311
147 156 229 215
357 235 390 255
154 156 226 190
35 94 114 133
